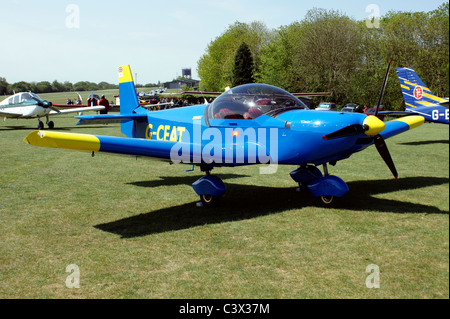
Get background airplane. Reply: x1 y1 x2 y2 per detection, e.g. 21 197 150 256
24 64 425 207
0 92 105 129
381 67 449 124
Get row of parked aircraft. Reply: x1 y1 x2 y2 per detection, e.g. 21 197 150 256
1 67 448 131
22 63 446 207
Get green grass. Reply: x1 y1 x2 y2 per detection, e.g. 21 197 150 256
0 114 448 299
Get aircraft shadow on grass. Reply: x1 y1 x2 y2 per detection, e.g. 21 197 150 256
95 176 449 238
127 173 250 188
399 139 449 146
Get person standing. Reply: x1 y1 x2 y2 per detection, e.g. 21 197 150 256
99 95 110 114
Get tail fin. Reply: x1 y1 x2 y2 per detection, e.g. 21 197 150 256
396 67 447 110
118 65 148 138
118 65 139 114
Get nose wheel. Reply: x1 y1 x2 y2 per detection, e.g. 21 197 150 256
319 195 337 207
37 118 55 129
192 168 226 207
199 194 221 207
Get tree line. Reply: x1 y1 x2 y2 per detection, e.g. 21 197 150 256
0 78 119 96
198 3 449 110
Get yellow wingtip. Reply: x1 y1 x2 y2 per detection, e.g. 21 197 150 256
394 115 425 130
24 131 100 151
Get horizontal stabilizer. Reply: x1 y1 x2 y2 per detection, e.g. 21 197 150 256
75 113 147 125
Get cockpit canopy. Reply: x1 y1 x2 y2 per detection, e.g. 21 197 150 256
206 83 307 121
0 92 43 106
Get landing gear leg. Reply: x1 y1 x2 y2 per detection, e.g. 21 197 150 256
37 119 44 130
46 115 54 129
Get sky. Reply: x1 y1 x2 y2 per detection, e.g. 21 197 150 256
0 0 446 85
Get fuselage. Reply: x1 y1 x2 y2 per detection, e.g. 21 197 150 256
0 103 50 118
0 92 52 119
137 105 373 167
406 105 449 124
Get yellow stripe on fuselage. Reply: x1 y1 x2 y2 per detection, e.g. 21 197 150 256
118 65 134 84
393 115 425 130
24 131 100 151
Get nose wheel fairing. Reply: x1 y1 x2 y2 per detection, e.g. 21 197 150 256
192 175 226 207
290 164 349 206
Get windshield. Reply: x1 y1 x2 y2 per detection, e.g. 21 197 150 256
206 83 307 121
21 92 43 102
29 92 43 102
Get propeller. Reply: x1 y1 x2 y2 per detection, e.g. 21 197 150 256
39 100 61 113
374 134 398 179
323 61 399 179
323 124 367 140
373 61 398 178
375 60 391 117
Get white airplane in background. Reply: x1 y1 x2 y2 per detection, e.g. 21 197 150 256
0 92 104 129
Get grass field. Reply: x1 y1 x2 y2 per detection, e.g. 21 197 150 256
0 112 448 299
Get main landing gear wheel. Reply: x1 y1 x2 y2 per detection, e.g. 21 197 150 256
320 195 337 208
200 194 221 207
47 121 54 129
38 121 44 130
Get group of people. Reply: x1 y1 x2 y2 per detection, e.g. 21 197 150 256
66 94 214 113
66 95 112 114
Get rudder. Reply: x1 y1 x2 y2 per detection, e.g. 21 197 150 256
118 65 148 138
118 65 140 114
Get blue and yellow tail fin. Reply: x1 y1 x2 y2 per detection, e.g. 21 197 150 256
118 65 149 138
118 65 140 115
396 67 447 110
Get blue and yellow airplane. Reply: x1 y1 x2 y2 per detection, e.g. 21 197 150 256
381 67 448 124
24 65 425 207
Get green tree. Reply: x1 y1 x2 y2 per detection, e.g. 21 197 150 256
232 42 255 87
258 23 304 91
197 21 271 91
0 77 9 95
35 81 53 93
10 81 32 93
294 8 363 104
52 80 65 92
380 4 449 108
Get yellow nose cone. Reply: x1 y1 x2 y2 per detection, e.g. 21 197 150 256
363 115 386 136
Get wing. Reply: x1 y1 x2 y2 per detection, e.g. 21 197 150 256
49 106 105 116
0 110 23 118
24 130 179 160
75 113 148 125
380 115 425 139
